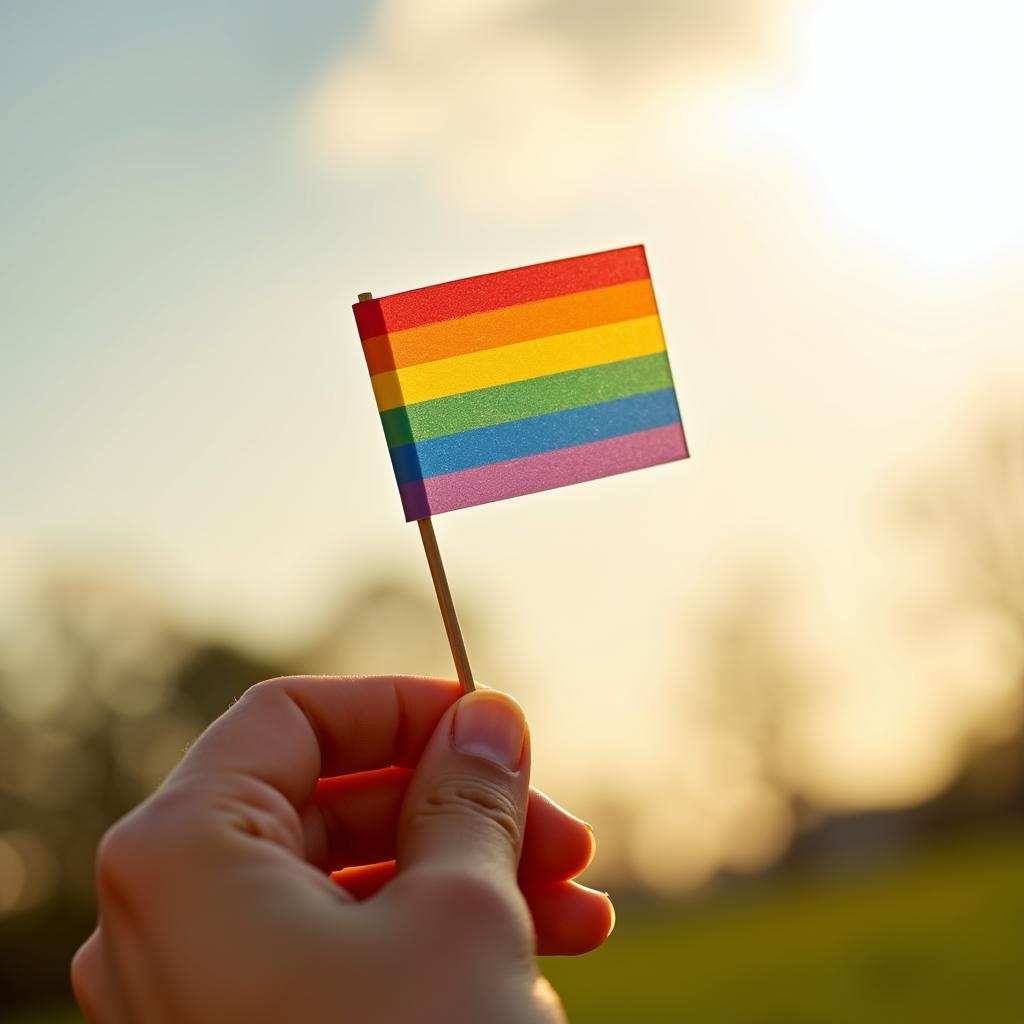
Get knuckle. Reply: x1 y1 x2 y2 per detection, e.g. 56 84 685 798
416 868 521 929
236 676 290 708
69 939 99 1016
415 775 521 847
94 815 148 905
403 868 535 966
232 675 308 716
93 784 202 905
211 773 305 853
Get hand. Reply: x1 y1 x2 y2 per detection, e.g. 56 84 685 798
72 676 614 1023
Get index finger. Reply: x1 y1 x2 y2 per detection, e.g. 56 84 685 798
169 675 461 807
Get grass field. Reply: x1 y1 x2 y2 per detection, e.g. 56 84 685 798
545 828 1024 1023
5 829 1022 1023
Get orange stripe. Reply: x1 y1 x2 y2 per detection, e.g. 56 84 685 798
361 279 657 375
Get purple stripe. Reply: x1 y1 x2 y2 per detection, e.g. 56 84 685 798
399 423 688 520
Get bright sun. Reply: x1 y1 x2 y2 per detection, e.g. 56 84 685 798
749 0 1024 271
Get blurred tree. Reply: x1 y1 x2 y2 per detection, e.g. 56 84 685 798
691 569 809 797
663 569 812 885
910 412 1024 631
907 410 1024 818
299 575 479 681
0 571 284 1007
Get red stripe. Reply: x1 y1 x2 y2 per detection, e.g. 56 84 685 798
354 245 650 340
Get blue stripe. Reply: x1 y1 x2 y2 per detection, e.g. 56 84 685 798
389 388 681 484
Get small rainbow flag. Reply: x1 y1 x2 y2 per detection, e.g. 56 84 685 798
353 245 688 520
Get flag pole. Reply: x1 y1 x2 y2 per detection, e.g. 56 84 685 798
416 516 475 693
357 292 475 694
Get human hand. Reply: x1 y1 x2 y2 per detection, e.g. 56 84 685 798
72 676 613 1023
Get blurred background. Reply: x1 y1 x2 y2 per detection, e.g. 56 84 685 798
2 1 1023 1020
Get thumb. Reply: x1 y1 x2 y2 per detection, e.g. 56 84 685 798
397 688 530 884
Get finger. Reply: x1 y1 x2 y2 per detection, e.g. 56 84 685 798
526 881 615 957
304 767 411 869
170 675 461 807
520 790 595 884
397 689 529 883
305 769 593 882
331 862 612 956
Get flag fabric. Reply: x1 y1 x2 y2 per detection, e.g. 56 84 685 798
353 245 688 521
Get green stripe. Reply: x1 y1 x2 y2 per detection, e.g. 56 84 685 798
380 352 675 447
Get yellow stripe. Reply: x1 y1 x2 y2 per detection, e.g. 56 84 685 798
372 315 666 412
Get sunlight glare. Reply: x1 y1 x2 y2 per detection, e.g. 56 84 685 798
745 0 1024 271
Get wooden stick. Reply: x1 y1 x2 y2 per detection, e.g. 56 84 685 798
417 516 475 693
357 291 475 693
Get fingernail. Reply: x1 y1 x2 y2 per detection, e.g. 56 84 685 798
452 691 526 772
583 825 597 868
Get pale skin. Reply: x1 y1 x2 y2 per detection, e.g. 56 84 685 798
71 676 615 1023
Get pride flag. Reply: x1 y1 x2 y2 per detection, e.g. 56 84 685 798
353 245 688 521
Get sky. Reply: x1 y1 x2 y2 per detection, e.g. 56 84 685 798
3 0 1024 833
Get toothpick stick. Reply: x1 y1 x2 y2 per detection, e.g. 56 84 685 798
416 516 475 693
357 291 475 693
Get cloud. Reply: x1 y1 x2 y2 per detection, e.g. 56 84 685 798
300 0 793 213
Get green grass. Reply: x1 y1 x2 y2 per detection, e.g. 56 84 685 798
1 1005 81 1024
7 830 1022 1024
544 829 1024 1023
